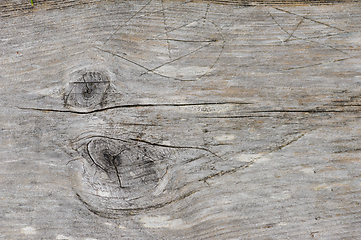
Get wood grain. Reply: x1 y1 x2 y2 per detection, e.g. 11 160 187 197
1 0 360 239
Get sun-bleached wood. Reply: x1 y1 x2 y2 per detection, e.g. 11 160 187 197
0 0 360 239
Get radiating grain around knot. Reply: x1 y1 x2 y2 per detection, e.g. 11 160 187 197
86 138 164 189
64 72 110 108
73 137 173 214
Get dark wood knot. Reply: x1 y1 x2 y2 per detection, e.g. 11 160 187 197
64 72 110 108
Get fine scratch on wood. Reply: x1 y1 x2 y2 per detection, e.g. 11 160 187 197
284 18 304 42
139 42 213 76
103 0 153 44
274 7 347 32
283 55 360 71
161 0 172 60
95 47 201 81
269 10 349 55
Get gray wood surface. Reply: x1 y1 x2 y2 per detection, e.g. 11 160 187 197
1 0 360 239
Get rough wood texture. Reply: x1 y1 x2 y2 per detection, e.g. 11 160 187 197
1 0 360 239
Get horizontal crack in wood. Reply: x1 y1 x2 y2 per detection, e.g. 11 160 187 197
17 102 252 114
129 137 224 161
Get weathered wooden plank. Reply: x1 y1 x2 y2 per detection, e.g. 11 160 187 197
1 1 360 239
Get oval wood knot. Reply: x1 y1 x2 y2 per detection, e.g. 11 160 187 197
64 71 110 108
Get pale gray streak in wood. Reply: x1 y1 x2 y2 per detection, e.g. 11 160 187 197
0 0 360 239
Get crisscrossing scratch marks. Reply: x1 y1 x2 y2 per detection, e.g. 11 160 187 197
101 0 225 81
269 7 346 43
268 7 350 70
